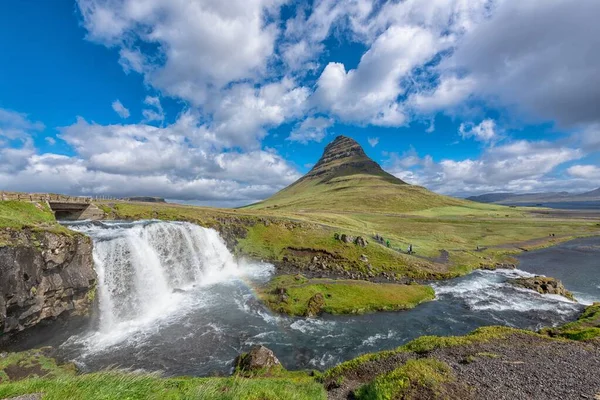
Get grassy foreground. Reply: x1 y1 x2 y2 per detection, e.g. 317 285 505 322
0 349 325 400
258 274 435 316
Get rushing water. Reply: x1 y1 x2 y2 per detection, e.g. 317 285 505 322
19 221 600 376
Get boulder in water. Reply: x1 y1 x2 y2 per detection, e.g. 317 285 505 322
172 288 185 294
234 345 281 373
509 276 575 301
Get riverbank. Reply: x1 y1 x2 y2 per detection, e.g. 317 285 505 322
1 303 598 400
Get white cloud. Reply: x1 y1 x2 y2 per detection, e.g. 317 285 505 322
142 96 164 123
111 99 130 118
0 108 44 140
287 117 333 144
410 76 477 114
438 0 600 128
78 0 282 105
459 119 497 142
207 79 310 148
314 25 442 126
567 165 600 181
387 140 585 195
0 112 301 204
367 137 379 147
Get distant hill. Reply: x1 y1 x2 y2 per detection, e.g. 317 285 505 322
468 188 600 204
244 135 467 212
123 196 167 203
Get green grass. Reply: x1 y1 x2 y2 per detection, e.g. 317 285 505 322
0 349 76 383
0 201 58 230
354 358 455 400
542 303 600 341
0 201 72 244
0 373 326 400
258 275 435 316
0 350 326 400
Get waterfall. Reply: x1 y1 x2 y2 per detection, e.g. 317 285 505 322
69 221 243 333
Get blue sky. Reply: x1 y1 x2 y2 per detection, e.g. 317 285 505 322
1 0 599 206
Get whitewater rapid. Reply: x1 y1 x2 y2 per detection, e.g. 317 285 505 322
34 222 597 376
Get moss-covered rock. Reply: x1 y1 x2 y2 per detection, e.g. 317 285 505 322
305 293 325 317
508 276 575 301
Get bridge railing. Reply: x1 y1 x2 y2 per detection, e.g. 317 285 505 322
0 192 93 203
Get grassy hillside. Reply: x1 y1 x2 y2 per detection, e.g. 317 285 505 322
244 136 466 213
244 174 466 213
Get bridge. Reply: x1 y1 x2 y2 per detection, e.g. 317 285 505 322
1 192 105 221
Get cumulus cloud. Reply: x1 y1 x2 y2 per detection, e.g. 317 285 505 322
287 117 333 144
78 0 282 105
314 25 441 126
567 165 600 181
438 0 600 128
459 119 497 142
207 78 310 148
111 99 130 118
387 140 585 195
0 110 300 205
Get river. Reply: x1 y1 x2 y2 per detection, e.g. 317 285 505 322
12 220 600 376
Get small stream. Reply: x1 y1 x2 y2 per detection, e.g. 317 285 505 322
12 221 600 376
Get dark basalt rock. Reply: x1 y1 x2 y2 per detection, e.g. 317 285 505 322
0 230 97 337
294 135 406 185
509 276 575 301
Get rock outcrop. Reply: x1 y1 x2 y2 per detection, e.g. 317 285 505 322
234 345 281 373
295 135 407 185
305 292 325 317
509 276 575 301
0 230 97 337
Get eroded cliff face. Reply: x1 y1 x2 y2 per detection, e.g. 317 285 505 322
0 230 97 336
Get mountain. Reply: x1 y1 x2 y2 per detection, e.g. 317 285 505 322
575 188 600 199
466 193 516 203
469 188 600 204
245 135 466 212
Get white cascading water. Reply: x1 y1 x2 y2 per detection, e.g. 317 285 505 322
67 220 266 349
91 222 238 331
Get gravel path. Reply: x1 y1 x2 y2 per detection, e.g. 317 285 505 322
328 333 600 400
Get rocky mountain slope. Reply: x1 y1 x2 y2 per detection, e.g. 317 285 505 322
245 135 466 212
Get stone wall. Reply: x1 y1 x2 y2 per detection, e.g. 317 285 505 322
0 230 97 337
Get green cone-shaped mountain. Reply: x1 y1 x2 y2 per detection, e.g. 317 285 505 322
245 135 466 212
